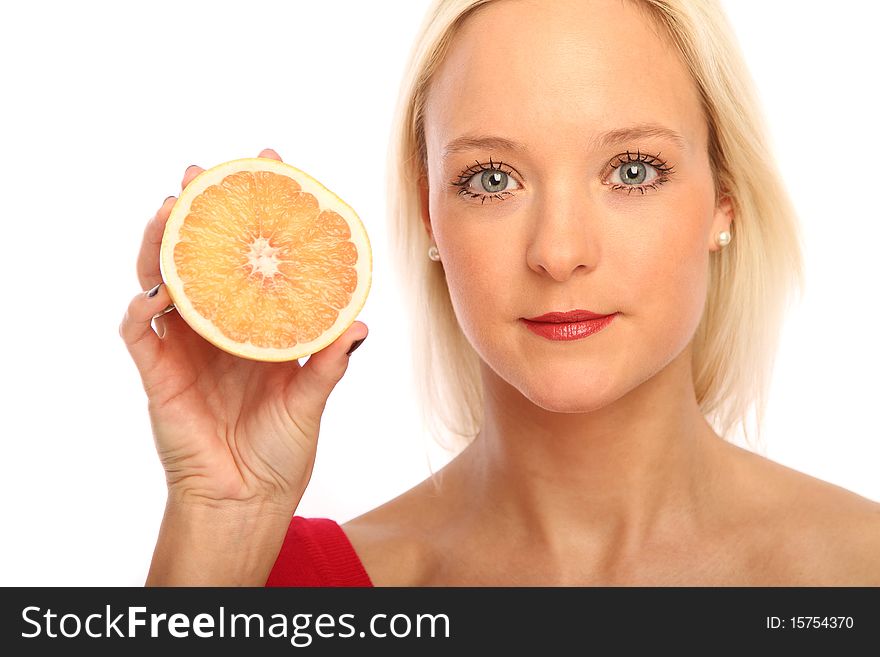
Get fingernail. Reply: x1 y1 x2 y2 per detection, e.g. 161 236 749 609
346 337 366 356
146 283 162 298
163 195 176 204
152 317 167 340
186 164 199 172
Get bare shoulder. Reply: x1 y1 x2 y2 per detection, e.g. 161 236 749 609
340 474 448 586
727 443 880 585
340 443 880 586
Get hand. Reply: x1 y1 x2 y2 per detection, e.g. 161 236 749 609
119 148 368 511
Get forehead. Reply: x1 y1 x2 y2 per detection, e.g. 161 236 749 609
425 0 705 158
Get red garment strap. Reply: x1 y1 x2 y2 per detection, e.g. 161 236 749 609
266 516 373 587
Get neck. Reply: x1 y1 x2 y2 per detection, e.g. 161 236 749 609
454 343 726 554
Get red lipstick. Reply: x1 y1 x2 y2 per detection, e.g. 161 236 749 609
521 309 617 341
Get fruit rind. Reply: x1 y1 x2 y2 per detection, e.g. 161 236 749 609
159 157 372 362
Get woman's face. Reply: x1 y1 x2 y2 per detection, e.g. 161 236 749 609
421 0 732 412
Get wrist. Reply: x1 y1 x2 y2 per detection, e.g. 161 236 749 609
146 491 301 586
165 487 301 517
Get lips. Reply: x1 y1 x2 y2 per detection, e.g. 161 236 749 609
520 311 617 341
524 309 612 323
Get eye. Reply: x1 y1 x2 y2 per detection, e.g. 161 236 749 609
606 150 675 195
449 157 522 204
616 161 654 185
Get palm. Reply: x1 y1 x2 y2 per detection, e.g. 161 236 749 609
142 309 317 504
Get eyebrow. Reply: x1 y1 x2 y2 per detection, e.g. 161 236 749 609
441 123 687 160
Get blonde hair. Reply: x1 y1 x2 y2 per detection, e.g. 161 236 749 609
385 0 804 458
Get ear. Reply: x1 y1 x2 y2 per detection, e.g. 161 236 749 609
418 173 433 241
709 193 735 252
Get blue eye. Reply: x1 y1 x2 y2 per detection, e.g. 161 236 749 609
479 169 513 193
607 150 675 195
448 150 676 203
450 157 522 204
617 162 652 185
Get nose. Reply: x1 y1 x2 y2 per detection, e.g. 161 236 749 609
525 181 600 281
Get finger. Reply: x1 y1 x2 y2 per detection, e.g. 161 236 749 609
137 162 204 291
137 195 177 290
258 148 282 161
286 322 368 417
181 163 204 191
119 283 174 378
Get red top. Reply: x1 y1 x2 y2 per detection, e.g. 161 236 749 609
265 516 374 587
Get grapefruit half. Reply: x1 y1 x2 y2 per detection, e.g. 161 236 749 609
159 157 371 362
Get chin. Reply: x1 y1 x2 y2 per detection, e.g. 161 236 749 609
516 371 623 414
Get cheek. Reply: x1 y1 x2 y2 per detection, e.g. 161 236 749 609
616 202 712 354
431 189 517 326
440 232 509 337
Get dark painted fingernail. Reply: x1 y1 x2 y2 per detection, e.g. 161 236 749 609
146 283 162 298
346 337 366 356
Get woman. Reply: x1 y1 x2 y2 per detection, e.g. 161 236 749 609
121 0 880 586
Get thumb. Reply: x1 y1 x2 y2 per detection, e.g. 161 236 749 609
290 321 368 414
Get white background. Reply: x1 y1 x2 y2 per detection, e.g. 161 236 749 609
1 0 877 585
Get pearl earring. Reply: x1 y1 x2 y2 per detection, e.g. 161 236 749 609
716 230 731 248
427 244 441 261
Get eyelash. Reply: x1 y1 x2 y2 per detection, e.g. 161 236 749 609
449 156 519 204
607 150 675 195
448 150 676 203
